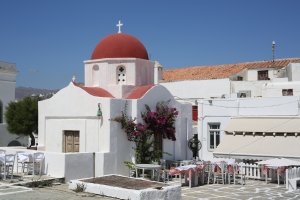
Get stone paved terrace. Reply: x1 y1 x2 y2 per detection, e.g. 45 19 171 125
181 180 300 199
0 178 300 199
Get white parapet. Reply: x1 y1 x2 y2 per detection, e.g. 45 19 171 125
69 175 181 200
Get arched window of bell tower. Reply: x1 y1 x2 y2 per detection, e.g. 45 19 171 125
117 65 126 85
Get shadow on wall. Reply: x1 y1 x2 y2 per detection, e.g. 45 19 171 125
7 140 22 146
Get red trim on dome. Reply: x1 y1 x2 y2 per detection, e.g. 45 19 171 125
73 82 115 98
91 33 149 60
126 85 155 99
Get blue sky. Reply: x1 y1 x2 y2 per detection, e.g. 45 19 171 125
1 0 300 89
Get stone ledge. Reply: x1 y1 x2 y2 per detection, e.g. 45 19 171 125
68 174 181 200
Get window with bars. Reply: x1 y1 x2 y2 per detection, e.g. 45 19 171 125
208 123 220 150
257 70 269 80
282 89 293 96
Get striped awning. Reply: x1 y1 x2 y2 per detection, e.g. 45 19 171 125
214 134 300 160
224 117 300 133
214 117 300 160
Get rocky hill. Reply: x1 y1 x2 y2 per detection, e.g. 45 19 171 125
15 87 58 100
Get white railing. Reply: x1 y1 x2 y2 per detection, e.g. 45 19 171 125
286 167 300 190
238 162 262 180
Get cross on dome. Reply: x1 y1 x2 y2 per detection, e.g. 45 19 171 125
116 20 123 34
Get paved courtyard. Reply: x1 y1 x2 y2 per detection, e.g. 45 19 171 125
0 179 299 199
181 180 300 199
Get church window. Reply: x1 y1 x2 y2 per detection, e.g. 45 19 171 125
0 100 3 123
63 131 80 152
93 65 99 71
117 65 126 84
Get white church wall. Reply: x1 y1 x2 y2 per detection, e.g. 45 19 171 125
5 148 95 181
175 101 193 160
109 60 136 85
84 58 154 88
108 99 133 176
135 59 154 86
133 85 193 161
161 79 230 99
64 153 94 181
44 119 86 152
38 83 112 152
44 151 66 178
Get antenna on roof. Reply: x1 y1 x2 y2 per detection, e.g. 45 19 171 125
272 41 276 62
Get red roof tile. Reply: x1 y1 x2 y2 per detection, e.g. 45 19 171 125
126 85 155 99
162 58 300 82
74 83 115 98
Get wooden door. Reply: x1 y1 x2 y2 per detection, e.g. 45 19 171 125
64 131 79 152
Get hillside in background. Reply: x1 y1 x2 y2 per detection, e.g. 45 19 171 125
16 87 58 100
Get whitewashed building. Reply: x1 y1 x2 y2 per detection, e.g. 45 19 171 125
197 97 300 161
37 31 193 180
0 61 28 147
162 58 300 161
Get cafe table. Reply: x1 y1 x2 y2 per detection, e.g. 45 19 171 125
175 164 200 188
135 164 161 181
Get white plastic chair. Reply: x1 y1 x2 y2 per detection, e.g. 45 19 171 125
31 152 45 175
0 151 5 179
206 163 215 184
234 164 246 185
214 161 226 184
4 154 16 179
16 151 27 174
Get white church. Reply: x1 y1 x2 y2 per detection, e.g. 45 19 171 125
36 24 192 179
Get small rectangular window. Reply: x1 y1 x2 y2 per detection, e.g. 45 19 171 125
208 123 221 150
258 70 269 80
237 76 243 81
282 89 293 96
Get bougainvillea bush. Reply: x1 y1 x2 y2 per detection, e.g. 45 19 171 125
111 100 178 164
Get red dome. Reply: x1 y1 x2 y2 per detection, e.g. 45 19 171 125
91 33 149 60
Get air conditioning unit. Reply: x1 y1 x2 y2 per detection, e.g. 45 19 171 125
237 91 251 98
